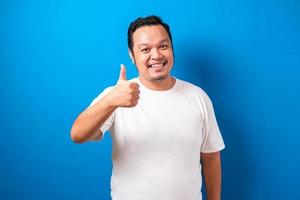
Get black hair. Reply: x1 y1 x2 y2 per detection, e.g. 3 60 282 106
127 15 173 53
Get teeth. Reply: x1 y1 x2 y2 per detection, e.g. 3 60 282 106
151 63 163 68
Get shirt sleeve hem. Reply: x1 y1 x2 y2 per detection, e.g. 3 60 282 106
200 144 225 153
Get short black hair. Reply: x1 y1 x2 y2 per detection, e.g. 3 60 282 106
127 15 173 53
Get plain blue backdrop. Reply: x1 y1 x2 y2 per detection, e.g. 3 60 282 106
1 0 299 199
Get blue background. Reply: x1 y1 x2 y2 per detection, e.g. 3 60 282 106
1 0 299 199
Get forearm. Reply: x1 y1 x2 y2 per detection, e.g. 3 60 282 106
70 67 140 143
70 94 116 143
201 152 222 200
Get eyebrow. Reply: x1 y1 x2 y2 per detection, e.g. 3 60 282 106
136 39 170 48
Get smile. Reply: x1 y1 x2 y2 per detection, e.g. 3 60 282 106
148 61 167 68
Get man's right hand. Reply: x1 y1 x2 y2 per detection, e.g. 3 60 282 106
108 64 140 108
70 64 139 143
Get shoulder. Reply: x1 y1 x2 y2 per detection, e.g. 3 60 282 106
96 85 115 98
176 78 214 109
129 77 139 82
88 85 115 108
177 79 210 98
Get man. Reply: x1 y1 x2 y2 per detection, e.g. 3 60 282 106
71 15 225 200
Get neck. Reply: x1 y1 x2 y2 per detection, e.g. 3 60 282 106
138 75 176 91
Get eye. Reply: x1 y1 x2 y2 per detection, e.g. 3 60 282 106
160 44 168 49
141 48 150 53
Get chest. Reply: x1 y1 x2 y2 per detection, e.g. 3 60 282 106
112 93 204 150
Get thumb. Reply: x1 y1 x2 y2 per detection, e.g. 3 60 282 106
119 64 127 81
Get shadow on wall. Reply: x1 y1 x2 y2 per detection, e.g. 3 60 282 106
180 41 256 200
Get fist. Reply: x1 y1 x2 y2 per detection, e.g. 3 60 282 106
109 64 140 107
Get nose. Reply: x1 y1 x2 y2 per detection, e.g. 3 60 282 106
150 48 162 59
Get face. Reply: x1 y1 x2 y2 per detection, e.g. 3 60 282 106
129 25 174 85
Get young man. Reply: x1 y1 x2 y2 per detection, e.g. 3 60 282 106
71 15 225 200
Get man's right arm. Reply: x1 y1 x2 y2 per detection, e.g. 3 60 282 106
70 64 140 143
70 94 117 143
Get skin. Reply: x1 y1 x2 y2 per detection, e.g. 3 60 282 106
70 24 222 200
70 65 139 143
129 25 176 91
201 152 222 200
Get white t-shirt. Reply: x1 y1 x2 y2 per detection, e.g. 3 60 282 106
88 77 225 200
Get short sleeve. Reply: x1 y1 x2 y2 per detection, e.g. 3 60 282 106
200 93 225 153
87 86 115 141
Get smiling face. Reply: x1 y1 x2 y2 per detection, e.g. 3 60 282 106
129 25 174 89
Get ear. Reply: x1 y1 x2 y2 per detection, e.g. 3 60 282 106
128 49 135 64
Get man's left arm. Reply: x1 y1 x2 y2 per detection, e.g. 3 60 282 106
201 151 222 200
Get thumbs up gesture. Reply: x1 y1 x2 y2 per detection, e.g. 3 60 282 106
118 63 127 81
108 64 140 108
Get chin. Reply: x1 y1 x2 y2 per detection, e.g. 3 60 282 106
149 74 169 82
